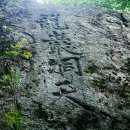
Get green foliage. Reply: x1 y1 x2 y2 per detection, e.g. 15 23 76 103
2 25 16 31
4 50 19 57
0 39 32 87
0 28 32 130
40 0 105 6
18 37 27 44
23 51 32 59
4 43 23 58
103 0 130 12
5 109 23 130
0 68 20 89
26 128 30 130
8 68 20 93
40 0 130 12
3 42 32 59
11 44 23 51
2 74 12 85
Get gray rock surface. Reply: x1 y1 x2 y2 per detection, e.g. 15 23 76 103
0 0 130 130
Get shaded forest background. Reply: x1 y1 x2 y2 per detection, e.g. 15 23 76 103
36 0 130 12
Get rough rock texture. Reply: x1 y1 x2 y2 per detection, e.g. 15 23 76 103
0 0 130 130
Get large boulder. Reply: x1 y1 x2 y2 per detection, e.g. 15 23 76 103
0 0 130 130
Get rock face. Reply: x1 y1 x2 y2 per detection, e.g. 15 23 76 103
0 0 130 130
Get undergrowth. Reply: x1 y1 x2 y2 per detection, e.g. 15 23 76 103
0 29 32 130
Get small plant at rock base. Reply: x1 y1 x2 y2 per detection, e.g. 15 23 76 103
2 25 16 31
2 74 12 85
4 50 19 58
4 109 23 130
0 67 20 93
23 51 32 59
9 68 20 93
19 37 27 44
11 44 23 51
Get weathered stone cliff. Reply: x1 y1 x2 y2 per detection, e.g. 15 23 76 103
0 0 130 130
